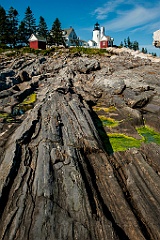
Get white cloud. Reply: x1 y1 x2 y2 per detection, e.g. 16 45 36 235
92 1 160 33
93 0 125 20
131 20 160 34
105 5 160 32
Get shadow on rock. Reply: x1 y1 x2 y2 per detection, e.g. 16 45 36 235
90 107 114 155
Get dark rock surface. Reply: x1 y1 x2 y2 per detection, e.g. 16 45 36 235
0 49 160 240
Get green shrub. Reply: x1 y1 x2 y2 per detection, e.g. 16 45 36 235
5 51 17 57
69 47 107 56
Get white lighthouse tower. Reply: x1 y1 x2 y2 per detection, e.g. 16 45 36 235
100 26 105 38
92 22 100 47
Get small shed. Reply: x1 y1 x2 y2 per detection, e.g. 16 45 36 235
28 34 46 50
100 36 113 49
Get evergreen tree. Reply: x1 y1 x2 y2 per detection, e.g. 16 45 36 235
152 52 157 56
50 18 64 46
124 38 127 48
37 16 48 38
18 21 27 45
142 47 147 54
0 6 8 46
132 41 139 51
23 6 36 43
127 36 132 49
122 37 139 51
7 6 19 47
120 41 123 47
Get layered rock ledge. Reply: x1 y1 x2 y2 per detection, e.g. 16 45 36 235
0 49 160 240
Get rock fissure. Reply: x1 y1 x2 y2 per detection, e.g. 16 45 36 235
108 155 153 240
0 143 22 219
0 50 160 239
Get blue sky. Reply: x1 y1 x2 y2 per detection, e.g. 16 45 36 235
0 0 160 55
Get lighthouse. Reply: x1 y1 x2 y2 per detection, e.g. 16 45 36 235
89 22 114 49
92 22 100 47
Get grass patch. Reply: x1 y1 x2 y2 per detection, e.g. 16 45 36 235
0 112 9 118
21 93 36 105
69 47 108 55
0 112 15 123
1 46 110 57
99 116 119 128
137 126 160 145
105 126 160 153
13 93 37 115
108 133 142 152
93 106 116 113
93 104 160 153
0 46 56 57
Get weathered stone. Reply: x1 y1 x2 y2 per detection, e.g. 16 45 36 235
143 103 160 113
0 50 160 240
18 70 30 81
74 57 100 73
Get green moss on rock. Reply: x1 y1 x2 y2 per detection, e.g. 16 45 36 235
99 116 119 128
13 93 37 115
93 106 116 113
93 104 160 153
21 93 36 105
107 133 142 152
0 112 15 123
137 126 160 145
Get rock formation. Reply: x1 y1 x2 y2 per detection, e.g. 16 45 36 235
0 48 160 240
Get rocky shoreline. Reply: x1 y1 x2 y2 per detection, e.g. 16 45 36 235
0 48 160 239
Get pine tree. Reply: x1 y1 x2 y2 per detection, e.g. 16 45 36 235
127 36 132 49
144 48 148 54
7 6 19 47
120 41 123 47
0 6 8 46
142 47 147 54
23 6 36 43
37 16 48 38
124 38 127 48
132 41 139 51
50 18 64 46
18 21 27 45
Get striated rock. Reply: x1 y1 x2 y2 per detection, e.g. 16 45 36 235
0 50 160 240
74 57 100 73
18 70 30 82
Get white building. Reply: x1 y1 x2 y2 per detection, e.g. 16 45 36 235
88 40 97 47
62 27 78 47
61 23 114 49
88 22 114 49
62 27 87 47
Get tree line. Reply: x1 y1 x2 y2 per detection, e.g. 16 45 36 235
0 5 64 48
120 37 157 56
120 37 139 51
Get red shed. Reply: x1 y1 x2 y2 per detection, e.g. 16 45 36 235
28 34 46 50
100 35 113 49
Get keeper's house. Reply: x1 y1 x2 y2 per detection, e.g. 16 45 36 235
29 34 46 50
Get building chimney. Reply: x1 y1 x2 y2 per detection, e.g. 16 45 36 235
101 27 105 38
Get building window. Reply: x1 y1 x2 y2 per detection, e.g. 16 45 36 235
103 41 105 46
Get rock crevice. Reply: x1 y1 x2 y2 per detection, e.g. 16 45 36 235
0 51 160 239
